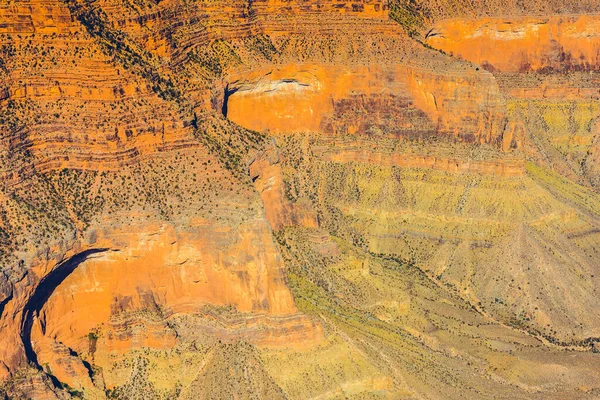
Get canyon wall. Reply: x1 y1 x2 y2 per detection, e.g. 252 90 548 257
0 0 599 399
0 0 322 391
226 62 508 145
426 16 600 73
423 15 600 191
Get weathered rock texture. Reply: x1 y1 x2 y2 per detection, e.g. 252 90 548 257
426 16 600 73
0 0 600 399
226 63 508 145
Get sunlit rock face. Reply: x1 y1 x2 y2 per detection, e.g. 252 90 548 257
28 223 321 392
39 221 297 326
426 16 600 73
226 63 509 145
1 0 600 398
423 15 600 191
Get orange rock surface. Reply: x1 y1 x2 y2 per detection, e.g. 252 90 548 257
226 63 508 145
22 221 322 390
426 15 600 72
0 214 316 378
315 144 525 176
1 0 600 398
249 146 319 230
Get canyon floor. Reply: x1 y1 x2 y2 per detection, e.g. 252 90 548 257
1 0 600 399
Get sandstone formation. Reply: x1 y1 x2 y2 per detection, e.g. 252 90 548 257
426 16 600 73
226 62 508 145
0 0 599 399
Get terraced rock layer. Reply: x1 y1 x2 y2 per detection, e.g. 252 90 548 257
0 0 599 399
226 63 509 146
426 16 600 73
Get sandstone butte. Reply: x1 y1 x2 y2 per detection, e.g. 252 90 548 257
0 0 600 399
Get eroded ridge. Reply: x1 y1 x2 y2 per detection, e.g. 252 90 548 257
1 0 600 399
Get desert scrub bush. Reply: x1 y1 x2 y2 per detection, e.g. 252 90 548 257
243 34 279 61
64 0 180 102
388 0 429 38
188 40 241 78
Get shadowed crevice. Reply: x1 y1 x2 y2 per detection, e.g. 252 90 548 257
0 291 13 320
222 84 239 118
20 248 110 370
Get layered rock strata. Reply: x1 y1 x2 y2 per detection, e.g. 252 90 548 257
0 0 600 398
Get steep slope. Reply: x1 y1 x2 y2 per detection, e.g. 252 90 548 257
271 227 600 399
271 134 600 342
0 0 319 396
0 0 599 399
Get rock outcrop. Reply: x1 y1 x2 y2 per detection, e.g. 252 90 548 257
0 0 600 399
226 62 508 145
426 16 600 73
